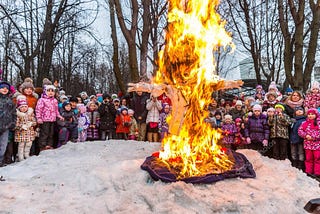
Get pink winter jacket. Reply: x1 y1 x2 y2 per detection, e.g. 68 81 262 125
35 97 61 123
298 119 320 150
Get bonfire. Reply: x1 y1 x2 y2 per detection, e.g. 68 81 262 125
129 0 254 183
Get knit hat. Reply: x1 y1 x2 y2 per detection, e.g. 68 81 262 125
285 87 293 93
235 100 243 106
111 94 118 99
256 85 263 89
268 81 278 91
235 118 242 123
307 108 318 116
252 104 262 112
121 106 128 113
62 101 71 109
266 92 277 99
17 99 28 109
128 109 134 115
77 103 87 113
0 81 10 90
294 106 304 113
113 98 120 103
60 95 68 102
42 78 52 86
311 81 320 90
20 77 34 91
80 91 88 97
267 107 275 112
274 103 285 111
59 90 66 96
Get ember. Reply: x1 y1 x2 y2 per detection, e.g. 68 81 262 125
132 0 255 182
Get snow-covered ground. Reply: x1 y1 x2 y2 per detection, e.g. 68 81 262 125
0 140 319 213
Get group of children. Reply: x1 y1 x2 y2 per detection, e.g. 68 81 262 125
209 81 320 179
0 77 172 167
1 77 320 180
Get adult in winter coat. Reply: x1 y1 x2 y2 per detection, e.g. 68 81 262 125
130 91 149 141
0 81 17 166
98 93 117 140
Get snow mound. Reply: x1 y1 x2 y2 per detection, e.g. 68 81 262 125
0 140 319 213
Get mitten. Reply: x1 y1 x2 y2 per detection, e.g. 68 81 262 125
262 139 268 146
246 137 251 144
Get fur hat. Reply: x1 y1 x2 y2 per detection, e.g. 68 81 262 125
252 104 262 112
224 114 232 120
17 99 28 109
307 108 318 116
311 81 320 90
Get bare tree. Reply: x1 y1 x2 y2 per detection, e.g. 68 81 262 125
278 0 320 91
223 0 284 87
114 0 139 82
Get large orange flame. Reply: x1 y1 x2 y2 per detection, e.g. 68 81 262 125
154 0 236 178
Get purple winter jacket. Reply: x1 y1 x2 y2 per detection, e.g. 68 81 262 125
245 114 269 143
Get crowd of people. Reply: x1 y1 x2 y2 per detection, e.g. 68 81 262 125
0 77 320 180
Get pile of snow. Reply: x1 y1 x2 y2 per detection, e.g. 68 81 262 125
0 140 319 213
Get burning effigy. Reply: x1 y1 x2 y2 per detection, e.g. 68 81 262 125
129 0 255 183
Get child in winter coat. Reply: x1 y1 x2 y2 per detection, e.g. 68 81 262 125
268 103 292 160
77 104 90 142
146 95 162 142
304 81 320 112
35 85 63 151
86 101 100 141
0 81 17 166
221 114 237 150
234 118 246 149
290 106 306 170
128 109 139 140
57 101 78 146
298 108 320 176
115 107 131 140
244 104 270 152
14 99 37 161
159 103 170 141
